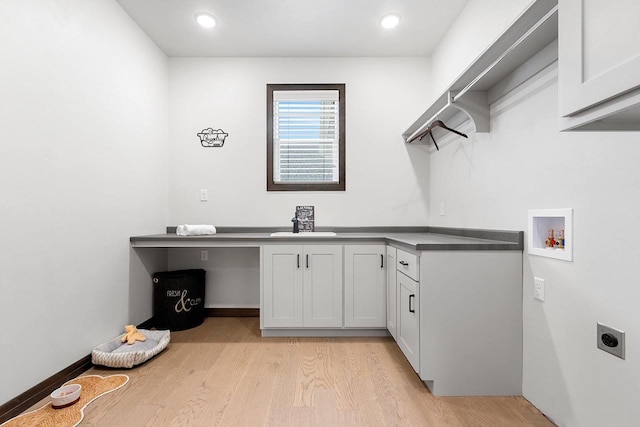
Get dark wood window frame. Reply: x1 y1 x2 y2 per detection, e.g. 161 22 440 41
267 83 346 191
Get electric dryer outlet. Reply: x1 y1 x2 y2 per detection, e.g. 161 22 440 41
597 322 625 360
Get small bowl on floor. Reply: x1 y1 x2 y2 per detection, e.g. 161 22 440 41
50 384 82 409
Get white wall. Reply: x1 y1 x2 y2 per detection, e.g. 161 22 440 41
429 1 640 426
429 0 530 99
0 0 168 403
167 57 431 227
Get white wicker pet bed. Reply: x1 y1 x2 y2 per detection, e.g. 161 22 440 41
92 329 170 368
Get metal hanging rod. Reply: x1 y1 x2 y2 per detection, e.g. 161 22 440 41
404 99 451 143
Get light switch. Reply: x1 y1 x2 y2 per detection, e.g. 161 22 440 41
201 250 208 261
534 277 545 301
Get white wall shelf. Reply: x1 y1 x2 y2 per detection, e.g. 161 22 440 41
528 208 573 261
403 0 558 146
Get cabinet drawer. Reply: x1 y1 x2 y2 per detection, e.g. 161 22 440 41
397 249 419 281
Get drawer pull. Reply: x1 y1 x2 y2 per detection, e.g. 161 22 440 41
409 294 415 313
399 261 409 266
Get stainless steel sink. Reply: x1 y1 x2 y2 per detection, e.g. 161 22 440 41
270 231 337 237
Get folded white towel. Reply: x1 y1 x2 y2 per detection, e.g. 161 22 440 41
176 224 217 236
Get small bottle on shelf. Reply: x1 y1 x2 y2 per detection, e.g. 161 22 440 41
554 229 565 250
545 229 556 249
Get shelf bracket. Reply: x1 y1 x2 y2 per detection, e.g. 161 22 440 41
403 91 489 143
448 91 490 133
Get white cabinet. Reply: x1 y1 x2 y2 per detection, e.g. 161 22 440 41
263 245 302 327
386 246 397 339
344 245 386 328
396 249 419 281
303 245 343 327
395 248 420 372
419 251 522 396
559 0 640 130
397 270 419 372
263 245 342 328
386 246 522 395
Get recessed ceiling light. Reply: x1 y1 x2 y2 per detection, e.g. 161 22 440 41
195 12 217 29
380 13 400 29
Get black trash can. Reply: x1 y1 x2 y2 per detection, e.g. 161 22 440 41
152 269 206 331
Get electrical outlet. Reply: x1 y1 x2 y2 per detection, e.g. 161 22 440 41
200 189 208 202
201 250 208 261
534 277 545 301
597 323 625 359
439 202 445 216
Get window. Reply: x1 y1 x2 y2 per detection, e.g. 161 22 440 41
267 84 345 191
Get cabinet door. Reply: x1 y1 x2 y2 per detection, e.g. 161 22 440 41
397 272 419 372
559 0 640 117
303 245 343 327
344 245 386 328
386 246 398 339
263 245 303 328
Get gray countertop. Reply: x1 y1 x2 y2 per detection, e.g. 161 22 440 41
130 226 523 251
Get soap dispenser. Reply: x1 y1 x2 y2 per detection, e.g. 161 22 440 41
291 213 299 233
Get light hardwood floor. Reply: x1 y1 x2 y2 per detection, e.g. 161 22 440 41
28 317 554 426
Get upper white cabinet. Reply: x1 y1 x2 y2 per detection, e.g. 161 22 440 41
263 244 342 328
559 0 640 130
344 245 387 328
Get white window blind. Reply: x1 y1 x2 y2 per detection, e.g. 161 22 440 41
272 89 340 184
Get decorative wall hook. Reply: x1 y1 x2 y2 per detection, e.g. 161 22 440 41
197 128 228 147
